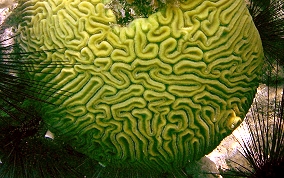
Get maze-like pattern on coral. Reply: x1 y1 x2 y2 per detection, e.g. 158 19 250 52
18 0 263 171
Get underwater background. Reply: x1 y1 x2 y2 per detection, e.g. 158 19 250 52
0 1 283 177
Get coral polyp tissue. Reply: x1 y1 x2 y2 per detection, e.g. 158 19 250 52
17 0 263 172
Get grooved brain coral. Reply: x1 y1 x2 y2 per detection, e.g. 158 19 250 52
17 0 263 172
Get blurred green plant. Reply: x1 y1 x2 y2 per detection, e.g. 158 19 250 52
106 0 179 25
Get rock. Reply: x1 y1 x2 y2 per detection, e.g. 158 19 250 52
185 156 221 178
207 84 284 174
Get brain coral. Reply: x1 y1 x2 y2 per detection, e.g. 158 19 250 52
17 0 263 172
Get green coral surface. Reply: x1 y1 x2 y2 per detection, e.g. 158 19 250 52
17 0 263 172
